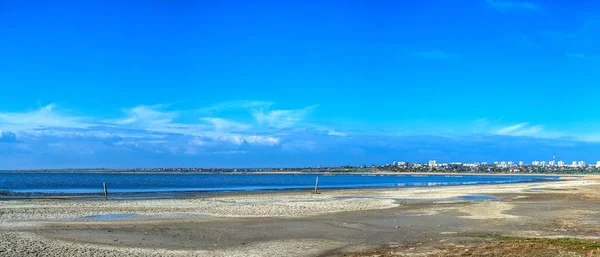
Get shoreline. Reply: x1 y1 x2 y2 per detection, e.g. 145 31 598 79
0 173 567 201
2 178 596 221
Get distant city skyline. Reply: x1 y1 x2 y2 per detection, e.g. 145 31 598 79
3 1 600 169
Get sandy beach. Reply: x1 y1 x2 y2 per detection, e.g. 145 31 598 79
2 176 600 256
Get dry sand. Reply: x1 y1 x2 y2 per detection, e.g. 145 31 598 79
0 231 344 257
1 176 600 256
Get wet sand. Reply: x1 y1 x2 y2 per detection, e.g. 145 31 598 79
2 177 600 256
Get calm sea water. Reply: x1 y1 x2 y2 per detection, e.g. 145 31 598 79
0 172 560 197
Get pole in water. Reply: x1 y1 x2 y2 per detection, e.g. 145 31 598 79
103 182 108 200
314 177 319 194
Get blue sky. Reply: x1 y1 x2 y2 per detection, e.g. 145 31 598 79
1 0 600 169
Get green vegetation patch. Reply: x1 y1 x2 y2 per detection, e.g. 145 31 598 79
491 235 600 251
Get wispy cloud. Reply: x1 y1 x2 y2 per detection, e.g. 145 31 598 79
565 52 588 59
543 30 576 44
565 52 596 60
0 104 89 130
10 102 600 169
200 117 250 132
491 122 567 139
543 18 600 62
197 100 273 114
327 130 347 137
253 104 318 129
107 105 210 136
112 104 177 126
408 49 454 60
486 0 540 11
495 122 542 136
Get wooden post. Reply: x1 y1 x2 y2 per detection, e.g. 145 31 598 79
103 182 108 200
313 177 319 194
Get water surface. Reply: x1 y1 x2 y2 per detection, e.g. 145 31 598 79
0 172 560 197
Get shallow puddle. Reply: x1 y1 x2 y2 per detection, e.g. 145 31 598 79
78 213 208 221
457 195 498 201
84 213 136 220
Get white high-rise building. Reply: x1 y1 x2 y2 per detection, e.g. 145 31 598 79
518 161 524 166
558 161 565 167
428 160 437 167
481 162 488 165
596 161 600 168
572 161 578 167
540 161 547 167
578 161 586 168
549 160 556 167
508 161 514 167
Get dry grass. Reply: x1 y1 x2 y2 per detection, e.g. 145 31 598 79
337 236 600 257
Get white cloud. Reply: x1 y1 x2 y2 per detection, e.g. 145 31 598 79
112 105 177 126
209 134 280 146
211 150 247 155
104 104 283 148
0 104 89 130
492 122 562 138
253 105 318 129
200 117 250 132
486 0 539 11
327 130 347 137
495 122 530 134
107 105 212 136
241 135 280 146
408 49 454 60
0 101 340 161
22 129 119 139
197 100 273 113
565 52 595 60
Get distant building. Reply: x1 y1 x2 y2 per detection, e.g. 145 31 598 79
578 161 586 168
572 161 578 167
596 161 600 168
518 161 524 166
481 162 488 165
549 160 556 167
540 161 547 167
558 161 565 167
428 160 437 167
508 161 514 167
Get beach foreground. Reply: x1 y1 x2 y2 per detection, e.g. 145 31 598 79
2 176 600 256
